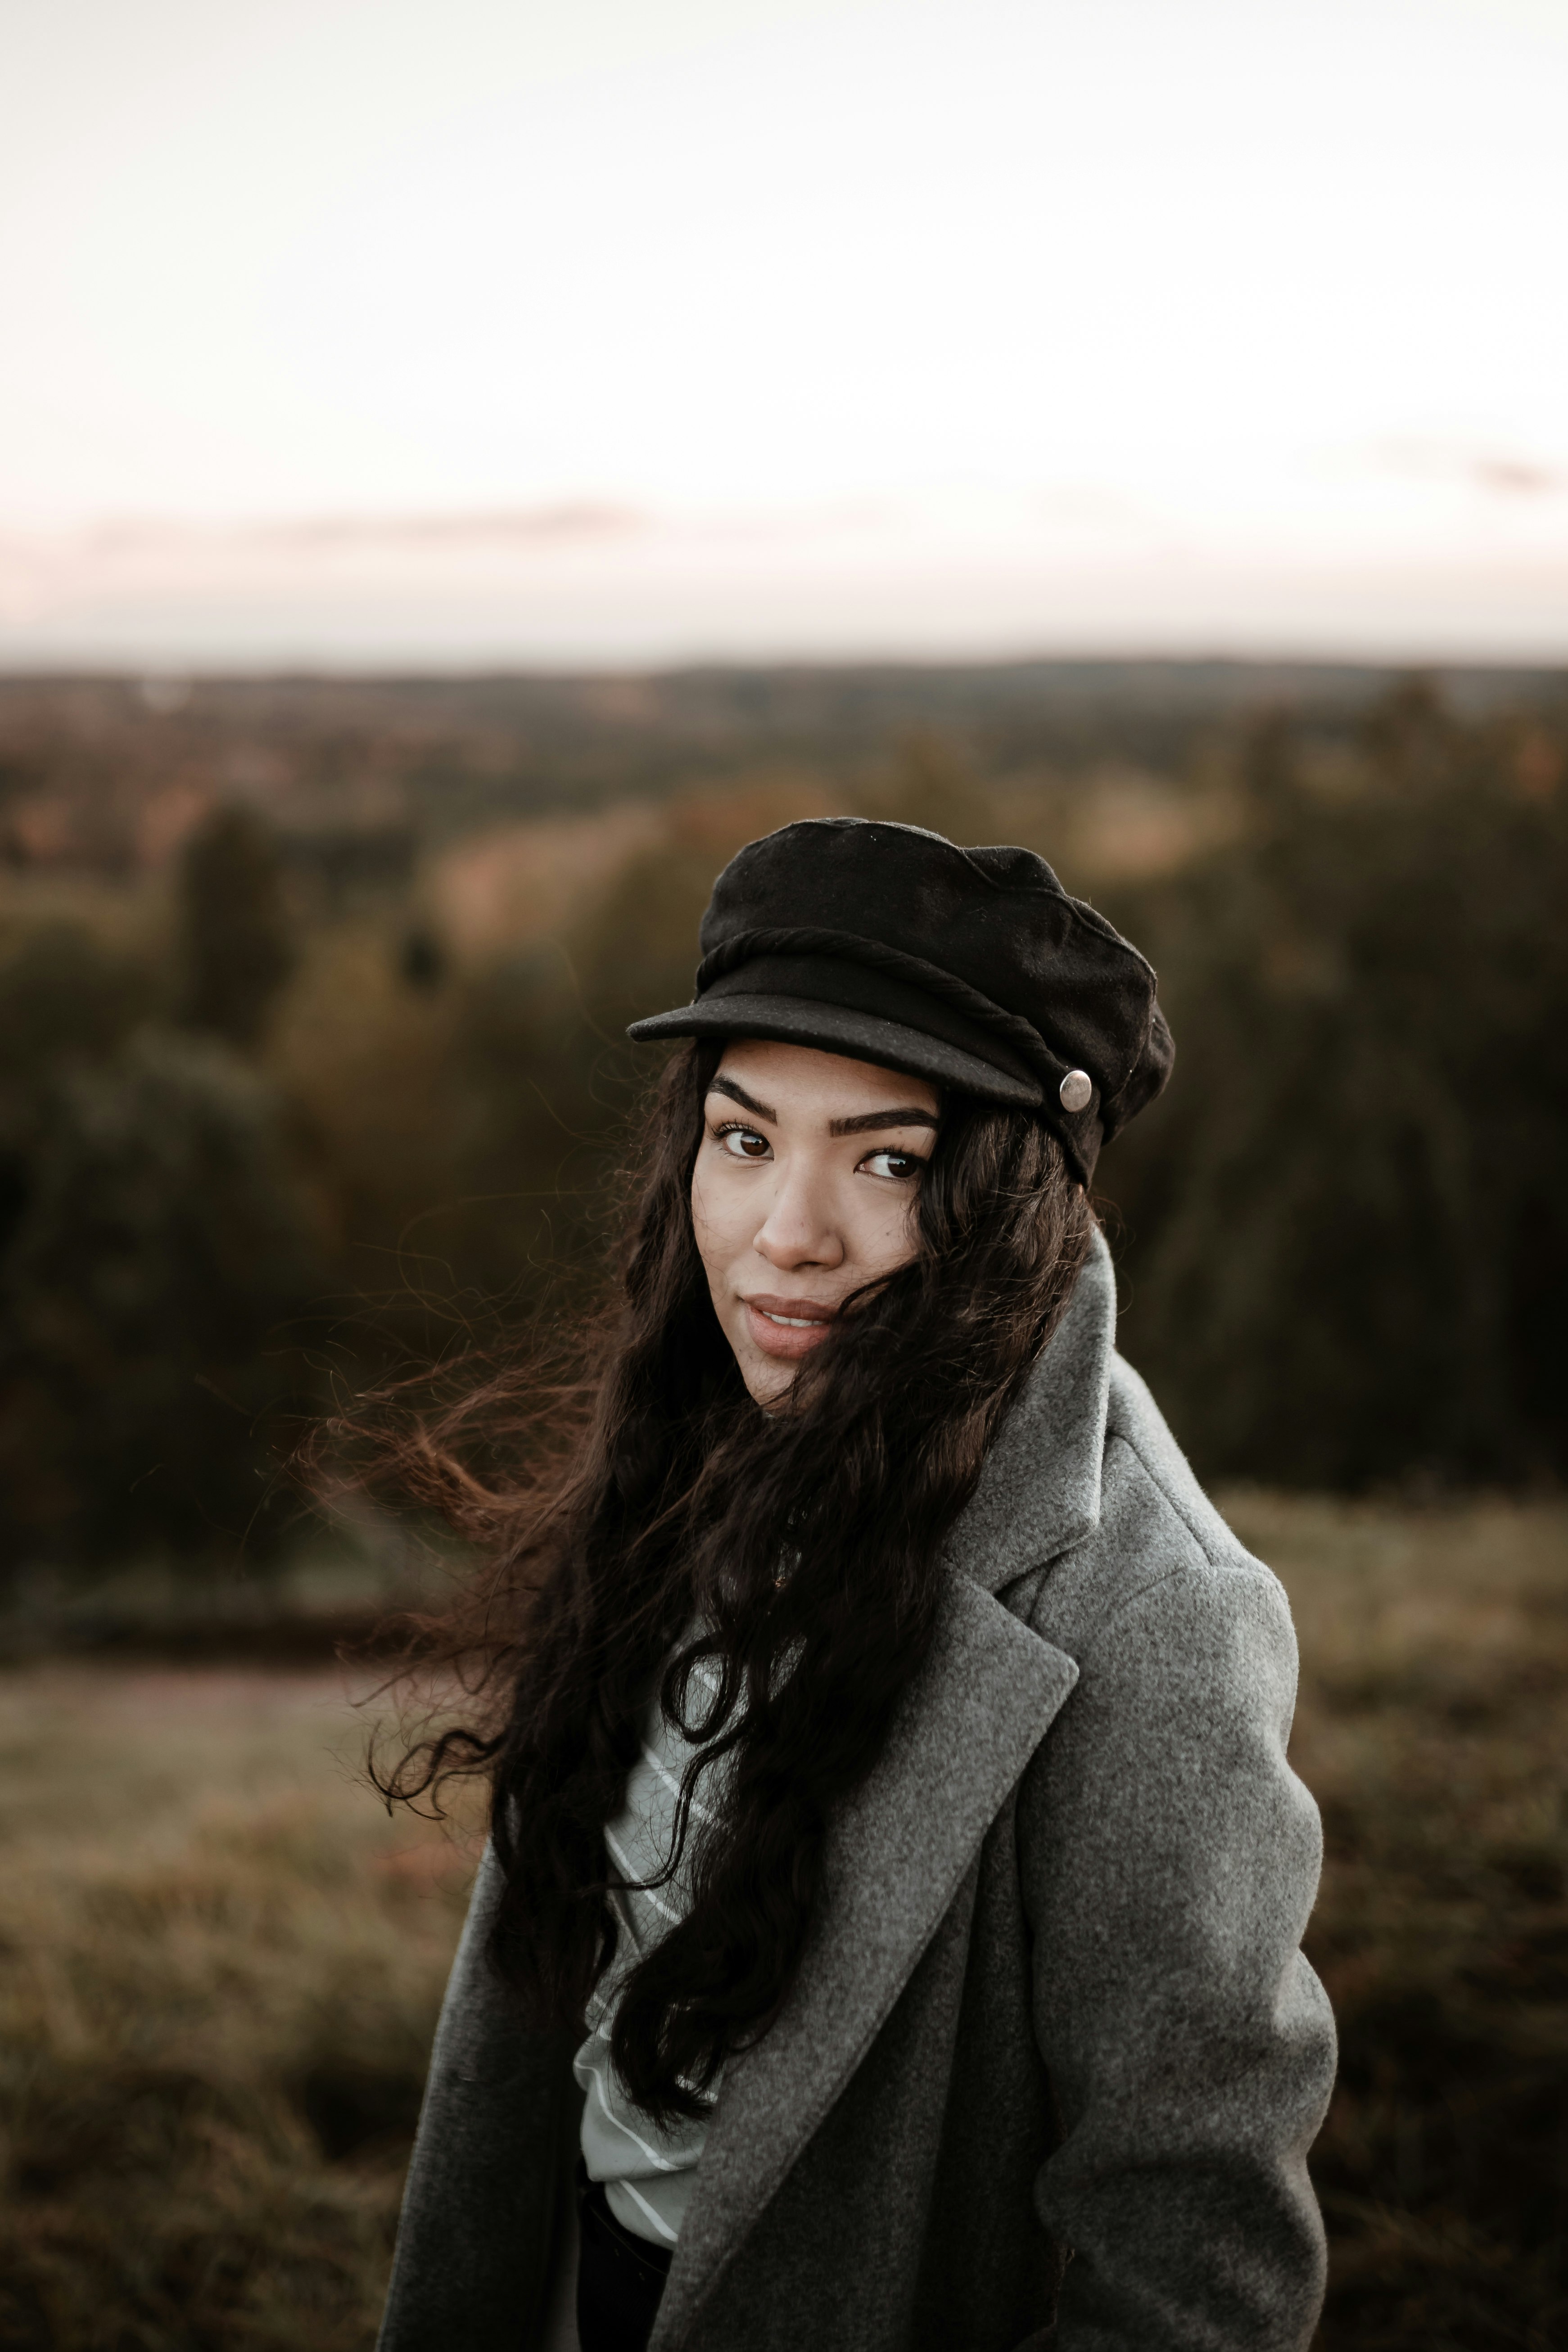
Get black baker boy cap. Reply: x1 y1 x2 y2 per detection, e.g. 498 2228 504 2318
627 816 1174 1185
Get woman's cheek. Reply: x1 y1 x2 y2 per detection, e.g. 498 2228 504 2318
692 1159 753 1264
865 1188 921 1278
689 1166 721 1278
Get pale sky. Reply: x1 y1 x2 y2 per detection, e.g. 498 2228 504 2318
2 0 1566 666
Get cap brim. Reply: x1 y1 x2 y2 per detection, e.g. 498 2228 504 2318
626 993 1044 1108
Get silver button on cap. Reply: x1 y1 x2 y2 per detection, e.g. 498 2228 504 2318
1058 1069 1093 1114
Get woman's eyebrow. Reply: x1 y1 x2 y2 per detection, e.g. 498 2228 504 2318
829 1107 940 1136
709 1075 777 1123
709 1078 938 1136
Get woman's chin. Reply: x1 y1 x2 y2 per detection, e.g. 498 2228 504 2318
736 1350 797 1410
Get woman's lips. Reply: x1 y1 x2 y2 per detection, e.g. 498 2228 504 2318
741 1294 839 1360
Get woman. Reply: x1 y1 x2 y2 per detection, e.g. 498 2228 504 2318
375 817 1335 2352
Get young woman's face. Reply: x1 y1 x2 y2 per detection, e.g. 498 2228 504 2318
690 1037 940 1406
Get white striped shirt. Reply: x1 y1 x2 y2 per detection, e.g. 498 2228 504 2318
573 1660 725 2248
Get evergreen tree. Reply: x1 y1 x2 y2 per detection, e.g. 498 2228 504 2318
176 805 295 1049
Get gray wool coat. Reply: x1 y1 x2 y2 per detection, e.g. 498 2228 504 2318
377 1232 1336 2352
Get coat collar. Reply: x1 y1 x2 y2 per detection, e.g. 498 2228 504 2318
652 1232 1117 2348
944 1224 1117 1596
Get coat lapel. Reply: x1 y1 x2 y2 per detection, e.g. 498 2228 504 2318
943 1225 1117 1598
652 1233 1120 2348
653 1579 1078 2348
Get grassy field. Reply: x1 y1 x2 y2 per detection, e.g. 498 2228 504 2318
1228 1493 1568 2352
0 1666 479 2351
0 1496 1563 2351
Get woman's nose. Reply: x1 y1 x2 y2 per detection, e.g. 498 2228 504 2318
753 1162 843 1270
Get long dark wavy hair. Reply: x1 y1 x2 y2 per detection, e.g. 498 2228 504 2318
359 1038 1094 2124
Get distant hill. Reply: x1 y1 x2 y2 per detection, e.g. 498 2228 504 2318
2 657 1564 873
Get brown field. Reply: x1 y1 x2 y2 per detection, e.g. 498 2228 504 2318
1230 1492 1568 2352
1 1494 1564 2351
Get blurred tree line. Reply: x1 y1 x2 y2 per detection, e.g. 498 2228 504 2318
1101 682 1568 1487
0 809 317 1577
0 677 1563 1594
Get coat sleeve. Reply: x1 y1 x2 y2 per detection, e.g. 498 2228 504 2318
377 1845 577 2352
1017 1515 1336 2352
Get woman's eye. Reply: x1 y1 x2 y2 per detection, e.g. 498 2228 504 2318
860 1148 925 1182
717 1124 771 1160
